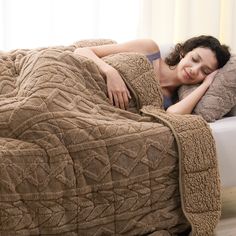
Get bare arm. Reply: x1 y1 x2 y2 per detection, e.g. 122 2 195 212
166 70 218 115
75 39 159 57
74 39 159 109
74 39 159 76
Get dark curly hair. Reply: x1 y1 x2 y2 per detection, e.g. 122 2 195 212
165 35 231 69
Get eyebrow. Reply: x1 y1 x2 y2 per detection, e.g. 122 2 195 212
195 53 215 71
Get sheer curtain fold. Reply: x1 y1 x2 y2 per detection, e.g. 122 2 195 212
139 0 236 52
137 0 176 45
0 0 235 52
0 0 140 50
219 0 236 51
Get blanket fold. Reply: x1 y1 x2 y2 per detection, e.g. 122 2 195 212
0 42 221 236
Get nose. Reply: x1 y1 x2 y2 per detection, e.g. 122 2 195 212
190 66 199 76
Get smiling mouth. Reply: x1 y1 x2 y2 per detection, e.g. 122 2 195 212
184 69 191 80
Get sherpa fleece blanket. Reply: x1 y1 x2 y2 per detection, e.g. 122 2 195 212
0 40 221 236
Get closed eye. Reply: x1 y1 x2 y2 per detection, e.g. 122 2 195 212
192 56 198 62
201 68 212 75
194 52 216 74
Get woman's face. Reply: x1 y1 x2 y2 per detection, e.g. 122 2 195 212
177 47 218 85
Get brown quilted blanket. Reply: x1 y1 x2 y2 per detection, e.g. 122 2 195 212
0 41 221 236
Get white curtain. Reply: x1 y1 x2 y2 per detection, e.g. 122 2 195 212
0 0 140 50
138 0 236 52
1 0 236 52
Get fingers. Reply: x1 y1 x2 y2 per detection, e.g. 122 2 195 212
204 70 218 86
118 92 130 110
117 93 125 109
106 72 131 110
108 91 113 105
108 90 130 110
122 92 129 110
114 92 129 110
209 70 219 78
113 93 119 108
126 89 131 99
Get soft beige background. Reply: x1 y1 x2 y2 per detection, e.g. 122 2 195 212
0 0 235 52
138 0 236 52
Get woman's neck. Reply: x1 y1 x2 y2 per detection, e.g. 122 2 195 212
155 59 181 91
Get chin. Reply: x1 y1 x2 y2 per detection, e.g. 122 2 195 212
181 76 191 85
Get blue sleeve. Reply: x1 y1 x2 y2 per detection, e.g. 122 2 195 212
146 51 161 63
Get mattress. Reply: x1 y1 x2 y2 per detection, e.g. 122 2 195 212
209 116 236 188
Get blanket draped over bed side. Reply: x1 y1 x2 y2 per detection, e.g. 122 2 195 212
0 44 221 236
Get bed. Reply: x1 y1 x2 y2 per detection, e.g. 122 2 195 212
210 114 236 188
0 40 232 236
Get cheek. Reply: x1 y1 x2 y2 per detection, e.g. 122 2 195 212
180 58 192 69
177 58 187 70
179 57 187 65
197 74 206 83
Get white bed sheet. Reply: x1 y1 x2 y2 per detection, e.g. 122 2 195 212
209 117 236 188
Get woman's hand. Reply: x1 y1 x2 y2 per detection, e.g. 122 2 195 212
167 69 219 115
203 70 219 87
105 66 131 110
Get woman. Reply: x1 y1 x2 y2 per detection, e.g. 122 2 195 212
74 35 230 114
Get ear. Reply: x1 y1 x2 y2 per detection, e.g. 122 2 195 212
180 51 185 59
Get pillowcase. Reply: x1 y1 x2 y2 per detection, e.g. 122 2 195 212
227 104 236 116
178 54 236 122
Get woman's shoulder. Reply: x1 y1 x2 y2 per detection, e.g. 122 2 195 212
135 39 160 54
133 39 160 63
117 38 160 55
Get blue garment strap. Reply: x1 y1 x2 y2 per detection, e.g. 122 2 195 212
163 96 173 110
146 51 161 63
